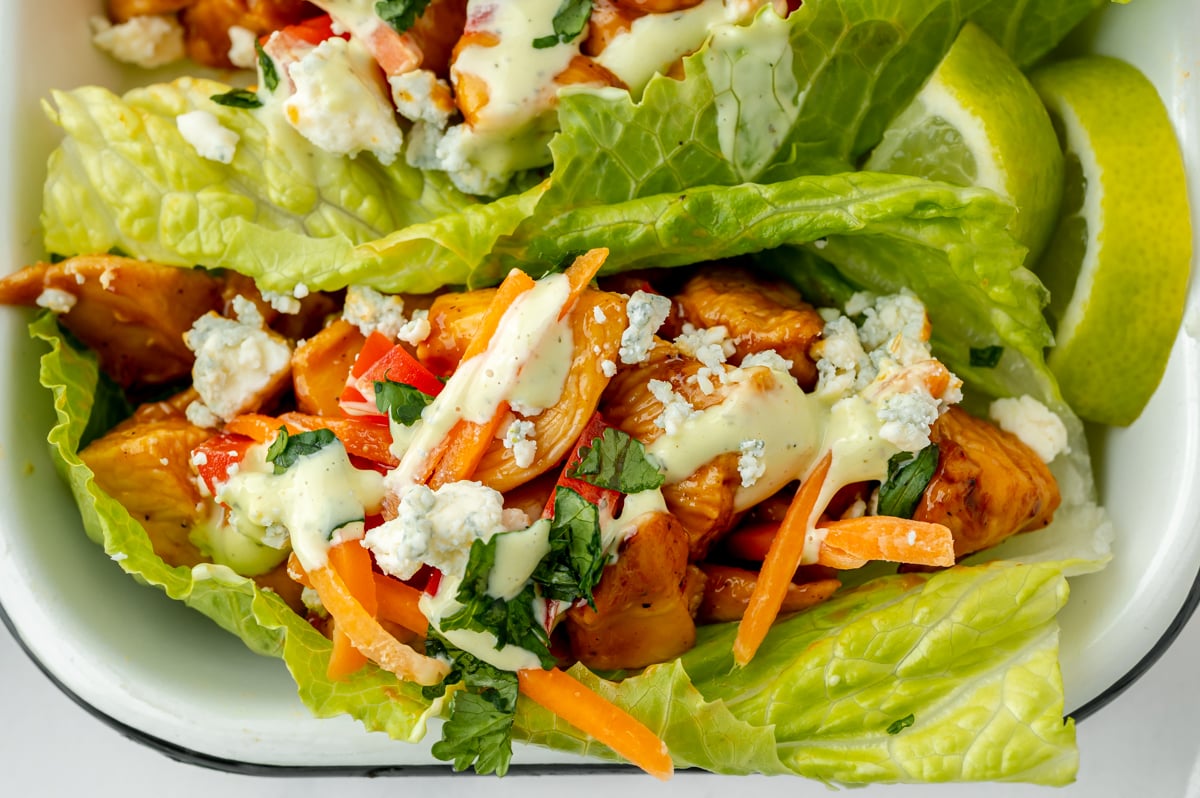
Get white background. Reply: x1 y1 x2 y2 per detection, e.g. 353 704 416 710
4 611 1200 797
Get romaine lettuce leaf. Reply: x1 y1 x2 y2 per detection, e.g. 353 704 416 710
40 78 477 290
33 311 1081 783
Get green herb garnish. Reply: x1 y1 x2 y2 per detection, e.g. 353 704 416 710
265 427 337 474
532 0 593 49
877 444 940 519
569 427 664 493
375 0 432 34
374 379 434 425
210 89 263 109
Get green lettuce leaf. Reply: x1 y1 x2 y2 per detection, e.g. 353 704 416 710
30 311 439 742
544 0 1106 209
40 77 478 291
511 562 1077 783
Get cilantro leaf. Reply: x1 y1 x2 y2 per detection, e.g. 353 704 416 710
255 40 279 93
570 426 663 493
887 714 916 735
532 487 606 608
425 636 520 776
265 427 338 474
877 444 940 519
210 89 263 109
374 379 433 425
375 0 432 34
969 345 1004 368
532 0 593 49
440 537 555 667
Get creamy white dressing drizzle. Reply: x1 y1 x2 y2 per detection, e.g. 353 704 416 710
487 519 552 601
646 366 823 510
595 0 738 95
420 573 545 671
215 441 385 571
453 0 581 132
386 272 573 490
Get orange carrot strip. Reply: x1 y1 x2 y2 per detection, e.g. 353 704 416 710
460 268 538 361
517 667 673 781
224 412 397 466
305 563 449 686
733 452 833 666
558 248 609 320
817 517 955 568
287 552 310 587
325 541 378 679
374 574 430 636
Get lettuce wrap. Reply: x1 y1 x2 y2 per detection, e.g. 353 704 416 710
22 0 1120 784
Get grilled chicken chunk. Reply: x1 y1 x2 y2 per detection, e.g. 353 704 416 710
674 265 825 390
915 406 1061 559
565 511 705 670
602 346 784 558
80 417 213 567
0 255 224 388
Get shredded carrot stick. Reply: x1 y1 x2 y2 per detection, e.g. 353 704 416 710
733 451 833 666
374 573 430 635
304 562 448 686
817 517 955 568
558 248 609 319
325 541 378 679
517 667 673 781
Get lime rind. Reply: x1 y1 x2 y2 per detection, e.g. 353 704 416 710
1032 56 1193 426
865 23 1064 262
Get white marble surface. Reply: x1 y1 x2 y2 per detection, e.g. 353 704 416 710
4 608 1200 797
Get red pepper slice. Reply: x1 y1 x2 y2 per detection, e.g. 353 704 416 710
191 432 256 496
542 413 623 518
340 333 443 417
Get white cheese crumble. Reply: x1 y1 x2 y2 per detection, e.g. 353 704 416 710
619 290 672 364
600 359 618 377
740 349 794 373
260 289 302 315
342 286 431 344
592 305 608 324
176 110 240 164
988 395 1070 463
35 288 77 314
737 439 766 488
227 25 258 69
814 290 962 453
503 419 538 469
89 14 185 69
282 35 404 164
300 586 327 617
183 295 293 423
365 481 526 581
389 69 455 128
647 379 698 436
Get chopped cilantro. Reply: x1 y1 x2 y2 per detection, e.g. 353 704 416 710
877 444 940 519
255 40 279 93
374 379 433 426
532 487 606 608
969 345 1004 368
210 89 263 109
265 427 337 474
532 0 593 49
569 427 664 493
375 0 432 34
439 537 556 668
886 713 916 735
425 636 520 776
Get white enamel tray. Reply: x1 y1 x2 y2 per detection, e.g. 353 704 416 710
1 0 1198 777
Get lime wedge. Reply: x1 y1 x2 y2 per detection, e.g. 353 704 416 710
865 22 1064 261
1031 56 1192 426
